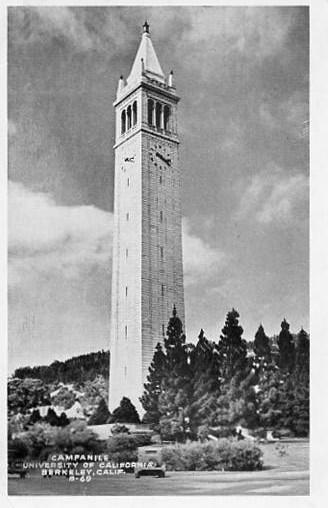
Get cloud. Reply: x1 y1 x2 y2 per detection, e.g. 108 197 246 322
8 182 225 289
259 91 308 138
236 166 308 225
182 218 225 286
184 7 296 60
8 181 113 286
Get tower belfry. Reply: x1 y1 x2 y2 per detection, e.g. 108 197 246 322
109 23 185 413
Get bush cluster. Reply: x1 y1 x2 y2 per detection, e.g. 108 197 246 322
161 439 263 472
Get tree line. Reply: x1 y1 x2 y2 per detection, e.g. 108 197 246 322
140 306 309 440
13 350 110 384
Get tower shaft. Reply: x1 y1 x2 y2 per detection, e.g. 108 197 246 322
109 25 184 414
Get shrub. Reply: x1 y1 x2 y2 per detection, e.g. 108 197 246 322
8 438 29 461
130 433 152 447
161 439 263 471
106 435 138 465
111 424 130 435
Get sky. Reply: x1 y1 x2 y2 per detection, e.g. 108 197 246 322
8 6 309 374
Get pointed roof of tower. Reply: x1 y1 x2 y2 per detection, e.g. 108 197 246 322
126 21 165 86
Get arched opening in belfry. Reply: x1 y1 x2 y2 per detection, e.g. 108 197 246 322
156 102 162 129
132 101 137 126
121 110 126 134
164 105 170 131
147 99 154 125
127 105 132 130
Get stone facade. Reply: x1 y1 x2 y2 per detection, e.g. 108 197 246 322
109 24 185 414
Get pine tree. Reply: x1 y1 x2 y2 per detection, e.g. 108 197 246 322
140 343 167 427
29 409 42 425
111 397 140 424
88 398 111 425
58 412 70 427
45 408 60 426
158 306 192 441
295 328 309 376
188 329 221 433
253 324 271 366
277 319 295 372
216 309 248 381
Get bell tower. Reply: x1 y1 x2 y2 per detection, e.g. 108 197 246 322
109 22 185 413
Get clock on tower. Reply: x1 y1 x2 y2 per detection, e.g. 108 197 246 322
109 22 185 414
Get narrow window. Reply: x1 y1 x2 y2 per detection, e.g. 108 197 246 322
124 366 127 376
125 325 128 338
125 286 128 297
148 99 154 125
156 102 161 128
126 212 129 221
127 177 130 187
162 324 165 336
164 105 170 131
160 246 164 259
160 211 163 222
159 175 162 184
126 248 128 258
132 101 137 125
121 110 126 134
161 284 164 296
127 105 132 130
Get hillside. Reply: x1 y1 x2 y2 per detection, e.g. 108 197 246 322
13 350 110 384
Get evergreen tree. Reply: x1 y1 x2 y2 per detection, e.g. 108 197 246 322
158 306 192 441
88 398 111 425
45 407 60 426
256 366 286 431
58 412 70 427
295 328 309 375
216 309 248 381
111 397 140 424
140 343 167 427
188 329 221 433
253 324 271 366
277 319 295 372
29 409 42 425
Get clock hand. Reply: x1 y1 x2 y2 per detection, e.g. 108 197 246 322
155 152 171 166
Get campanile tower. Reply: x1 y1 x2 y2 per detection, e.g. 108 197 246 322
109 22 185 413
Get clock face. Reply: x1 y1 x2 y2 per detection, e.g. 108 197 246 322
149 143 172 167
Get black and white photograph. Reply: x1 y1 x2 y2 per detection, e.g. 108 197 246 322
6 2 313 497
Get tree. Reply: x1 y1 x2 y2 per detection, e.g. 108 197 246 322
88 398 111 425
140 342 167 427
29 409 42 425
8 377 50 415
295 328 309 375
45 408 60 426
277 319 295 372
253 324 271 366
216 309 248 381
58 412 70 427
111 397 140 424
188 330 221 433
158 306 193 441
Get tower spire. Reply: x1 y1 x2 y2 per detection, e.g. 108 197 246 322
126 22 165 87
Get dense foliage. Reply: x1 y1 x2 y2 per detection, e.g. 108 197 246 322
88 398 112 425
13 350 109 384
161 439 263 471
141 308 309 440
111 397 140 424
